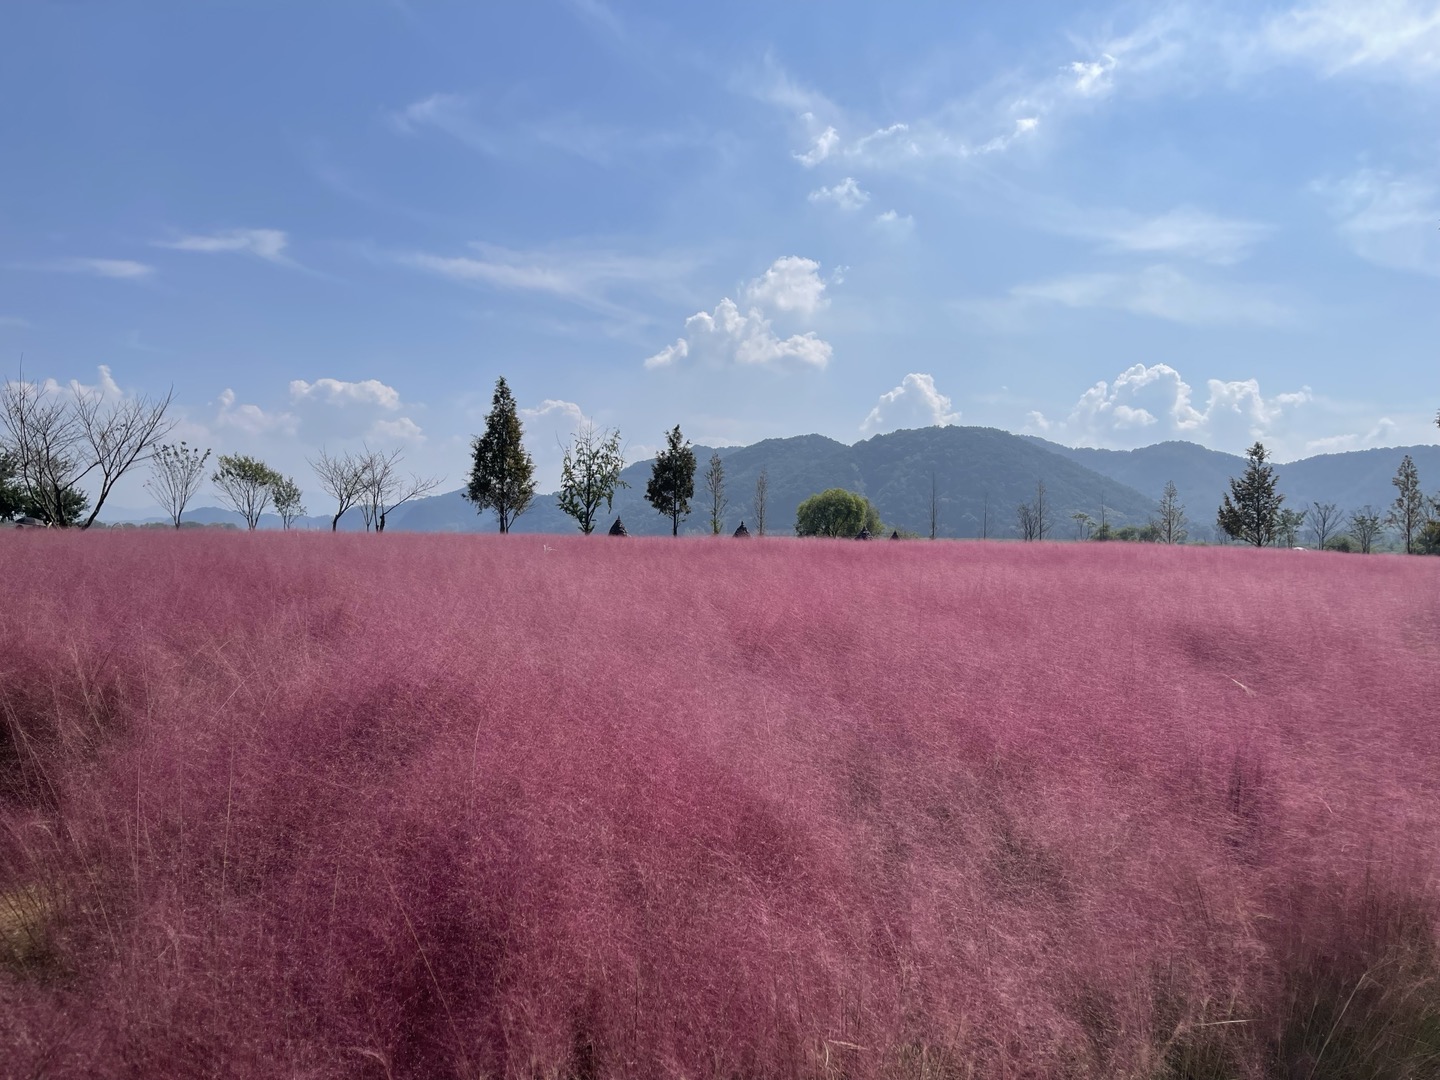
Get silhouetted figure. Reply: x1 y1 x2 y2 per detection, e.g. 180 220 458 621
890 530 901 540
608 517 628 537
855 527 871 540
733 521 751 538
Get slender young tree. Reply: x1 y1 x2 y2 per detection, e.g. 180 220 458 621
704 451 728 535
1348 505 1383 554
645 425 696 536
1387 454 1425 554
1152 480 1188 544
929 470 938 540
271 474 306 530
556 424 627 534
1277 507 1308 548
145 441 210 528
311 448 368 532
1217 442 1284 547
213 454 280 530
357 445 440 533
465 377 537 534
753 468 769 537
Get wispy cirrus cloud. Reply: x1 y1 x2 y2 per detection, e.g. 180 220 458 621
155 228 291 263
1313 167 1440 276
1062 205 1273 264
1264 0 1440 82
1003 264 1293 327
808 177 870 211
33 258 155 280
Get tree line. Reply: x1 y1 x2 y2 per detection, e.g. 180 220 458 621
1214 440 1440 553
5 370 1439 546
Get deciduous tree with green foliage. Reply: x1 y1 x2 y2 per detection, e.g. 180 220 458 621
465 377 536 534
1217 442 1284 547
645 425 696 536
271 474 305 530
795 488 881 538
213 454 280 530
145 441 211 528
704 451 728 535
557 424 627 534
1387 454 1425 554
0 451 26 520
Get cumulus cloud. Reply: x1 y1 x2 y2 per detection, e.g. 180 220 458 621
861 374 962 434
1009 265 1292 326
794 122 840 166
743 256 829 317
1027 363 1314 452
215 388 299 436
522 398 590 431
644 299 831 370
370 416 426 442
1304 417 1401 455
808 177 870 211
289 378 403 410
1315 168 1440 276
645 257 834 371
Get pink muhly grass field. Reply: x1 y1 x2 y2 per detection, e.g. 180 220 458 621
1 531 1438 1078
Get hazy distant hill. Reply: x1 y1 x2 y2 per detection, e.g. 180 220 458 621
112 429 1440 539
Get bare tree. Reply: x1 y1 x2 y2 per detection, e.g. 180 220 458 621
1348 505 1384 554
358 445 441 533
1016 501 1039 541
981 490 990 539
1151 480 1188 544
311 448 368 532
753 468 768 537
704 451 728 535
0 370 173 528
145 442 210 528
1307 502 1342 551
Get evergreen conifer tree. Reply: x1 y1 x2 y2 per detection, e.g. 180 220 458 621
1217 442 1284 547
465 377 536 533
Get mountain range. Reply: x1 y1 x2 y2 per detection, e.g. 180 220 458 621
109 428 1440 541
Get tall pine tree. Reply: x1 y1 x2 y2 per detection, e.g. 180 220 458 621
645 425 696 536
465 377 536 533
1217 442 1284 547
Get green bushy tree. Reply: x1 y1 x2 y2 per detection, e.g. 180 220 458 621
795 488 882 538
645 425 696 536
557 424 627 534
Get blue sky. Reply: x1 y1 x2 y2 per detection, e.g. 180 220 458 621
3 0 1438 512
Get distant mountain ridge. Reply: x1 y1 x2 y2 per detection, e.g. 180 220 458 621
110 429 1440 540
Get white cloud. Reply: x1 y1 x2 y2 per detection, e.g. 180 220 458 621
1008 264 1292 326
289 378 403 410
1074 206 1272 264
522 398 590 431
1315 168 1440 276
743 256 829 317
1068 54 1119 97
808 177 870 211
1304 417 1400 455
644 299 831 371
215 388 299 436
370 416 426 442
874 209 915 234
49 258 154 280
1265 0 1440 82
156 228 290 263
1027 363 1314 452
861 374 962 434
794 123 840 166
